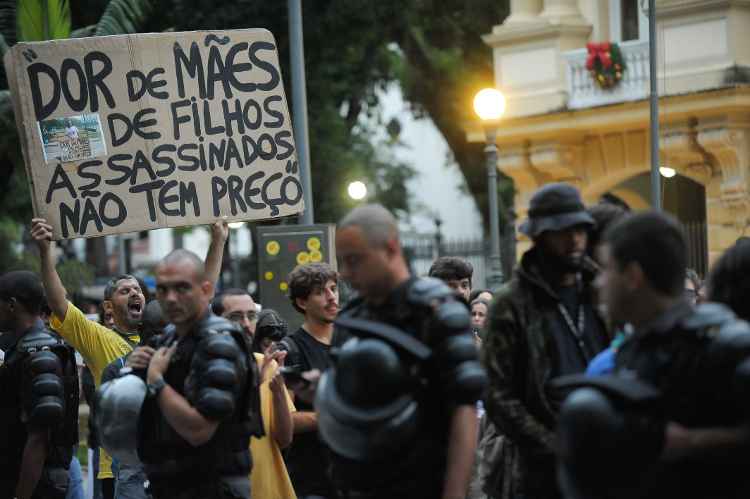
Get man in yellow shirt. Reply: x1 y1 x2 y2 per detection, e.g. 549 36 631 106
31 218 229 498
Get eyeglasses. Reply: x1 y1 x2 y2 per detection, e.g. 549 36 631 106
227 311 258 322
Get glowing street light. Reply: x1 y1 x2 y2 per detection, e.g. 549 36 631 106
474 87 508 290
659 166 676 178
473 88 506 121
347 181 368 200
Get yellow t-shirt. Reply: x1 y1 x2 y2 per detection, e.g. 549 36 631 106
250 353 297 499
50 302 139 479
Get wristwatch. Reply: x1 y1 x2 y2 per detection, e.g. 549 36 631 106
148 376 167 398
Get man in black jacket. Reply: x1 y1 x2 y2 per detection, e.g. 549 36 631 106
0 271 79 499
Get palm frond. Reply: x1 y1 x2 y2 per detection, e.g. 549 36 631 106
95 0 153 36
0 32 9 57
0 0 16 45
71 24 95 38
17 0 71 41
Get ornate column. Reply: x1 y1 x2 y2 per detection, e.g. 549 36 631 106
506 0 544 24
696 115 750 262
541 0 588 23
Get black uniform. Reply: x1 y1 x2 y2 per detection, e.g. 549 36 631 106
320 277 486 499
0 320 79 499
280 327 348 498
614 302 750 499
557 302 750 499
137 313 262 499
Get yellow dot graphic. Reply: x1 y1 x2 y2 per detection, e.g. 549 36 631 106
264 271 274 281
307 237 321 251
279 282 289 292
310 250 323 262
297 252 310 265
266 240 280 256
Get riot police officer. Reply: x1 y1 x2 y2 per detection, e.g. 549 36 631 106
557 211 750 499
0 271 78 499
317 204 486 499
126 249 261 499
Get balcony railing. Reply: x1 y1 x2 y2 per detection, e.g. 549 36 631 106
564 39 650 110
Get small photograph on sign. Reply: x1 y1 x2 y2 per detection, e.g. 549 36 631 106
37 113 107 163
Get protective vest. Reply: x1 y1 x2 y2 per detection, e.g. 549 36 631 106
555 302 750 499
318 277 486 497
137 313 262 486
0 322 79 490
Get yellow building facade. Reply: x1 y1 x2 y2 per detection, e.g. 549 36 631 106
469 0 750 272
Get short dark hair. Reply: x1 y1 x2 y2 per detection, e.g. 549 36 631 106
470 297 491 310
0 270 46 315
288 263 338 314
103 274 140 300
707 242 750 321
428 257 473 284
469 289 491 303
212 288 251 316
586 202 629 257
603 211 686 296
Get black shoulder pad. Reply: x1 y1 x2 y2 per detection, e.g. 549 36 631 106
26 350 65 426
434 299 471 334
681 302 736 330
187 330 248 421
199 314 244 336
339 294 366 315
709 317 750 356
406 277 454 308
435 333 487 404
18 328 63 353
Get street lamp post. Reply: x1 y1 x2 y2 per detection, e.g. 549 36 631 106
474 88 506 291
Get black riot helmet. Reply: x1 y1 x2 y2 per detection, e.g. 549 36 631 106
315 316 431 461
554 375 666 499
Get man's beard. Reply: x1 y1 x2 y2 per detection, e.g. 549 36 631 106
537 246 584 276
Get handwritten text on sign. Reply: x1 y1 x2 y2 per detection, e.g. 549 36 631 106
12 30 302 239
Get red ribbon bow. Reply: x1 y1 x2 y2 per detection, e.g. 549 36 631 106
586 42 613 70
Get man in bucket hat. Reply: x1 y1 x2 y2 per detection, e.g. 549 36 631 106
479 183 609 499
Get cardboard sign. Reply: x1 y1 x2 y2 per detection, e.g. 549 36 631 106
5 29 304 240
257 224 336 332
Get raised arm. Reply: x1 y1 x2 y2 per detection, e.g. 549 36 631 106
205 221 229 291
263 351 294 449
31 218 69 320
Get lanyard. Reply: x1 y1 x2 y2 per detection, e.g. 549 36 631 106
556 274 590 359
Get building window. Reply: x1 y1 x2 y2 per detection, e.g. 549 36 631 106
621 0 639 41
609 0 647 43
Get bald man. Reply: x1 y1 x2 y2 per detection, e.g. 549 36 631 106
316 204 487 499
127 250 262 499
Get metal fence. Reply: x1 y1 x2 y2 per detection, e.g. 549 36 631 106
403 219 709 287
402 233 490 288
683 220 708 277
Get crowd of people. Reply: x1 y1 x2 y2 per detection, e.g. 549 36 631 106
2 182 750 499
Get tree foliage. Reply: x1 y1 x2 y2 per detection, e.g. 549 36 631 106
157 0 512 226
0 0 153 275
0 0 513 269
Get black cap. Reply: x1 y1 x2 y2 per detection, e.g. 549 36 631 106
255 309 288 338
519 183 595 237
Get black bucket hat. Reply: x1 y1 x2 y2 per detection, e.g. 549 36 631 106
519 182 595 238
